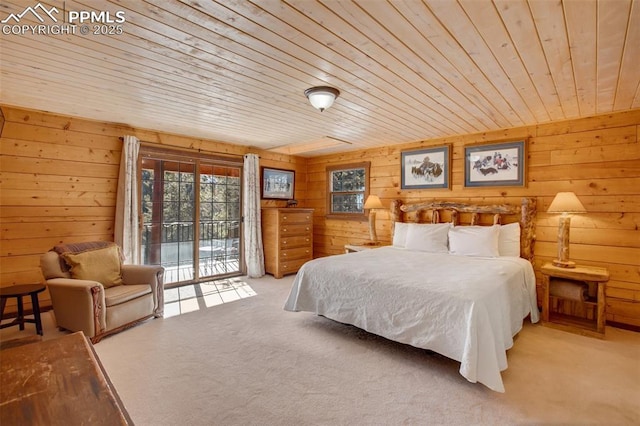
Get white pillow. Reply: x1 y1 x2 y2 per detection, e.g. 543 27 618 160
448 225 500 257
498 222 521 257
392 222 409 247
404 223 451 253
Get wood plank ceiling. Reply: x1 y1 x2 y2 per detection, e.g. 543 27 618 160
1 0 639 156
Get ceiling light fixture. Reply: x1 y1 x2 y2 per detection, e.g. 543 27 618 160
304 86 340 112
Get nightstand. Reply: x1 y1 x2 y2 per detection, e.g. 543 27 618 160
540 263 609 338
344 244 382 253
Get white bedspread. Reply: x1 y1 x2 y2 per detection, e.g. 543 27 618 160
283 246 539 392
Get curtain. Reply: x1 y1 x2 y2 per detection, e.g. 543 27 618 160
115 135 141 264
243 153 265 277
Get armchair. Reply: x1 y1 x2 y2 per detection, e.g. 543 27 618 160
40 242 164 343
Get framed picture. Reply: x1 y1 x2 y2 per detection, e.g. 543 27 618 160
401 145 451 189
464 140 526 187
261 167 295 199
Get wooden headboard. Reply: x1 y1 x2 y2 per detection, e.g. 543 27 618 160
389 197 537 262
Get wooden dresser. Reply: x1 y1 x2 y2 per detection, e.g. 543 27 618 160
262 208 313 278
0 332 132 425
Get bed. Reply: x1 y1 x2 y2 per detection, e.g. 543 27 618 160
284 197 539 392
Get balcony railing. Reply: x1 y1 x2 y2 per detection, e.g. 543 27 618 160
142 221 240 284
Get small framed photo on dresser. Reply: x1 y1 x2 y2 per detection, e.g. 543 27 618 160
261 167 295 199
464 140 526 187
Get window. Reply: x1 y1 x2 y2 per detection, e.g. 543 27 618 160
326 162 370 219
139 148 243 286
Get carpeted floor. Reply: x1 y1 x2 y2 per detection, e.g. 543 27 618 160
3 275 639 425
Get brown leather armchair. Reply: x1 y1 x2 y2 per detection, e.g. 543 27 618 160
40 242 164 343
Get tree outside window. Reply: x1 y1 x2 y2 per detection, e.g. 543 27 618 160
326 162 370 219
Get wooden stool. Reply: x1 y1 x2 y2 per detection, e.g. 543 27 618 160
0 284 46 336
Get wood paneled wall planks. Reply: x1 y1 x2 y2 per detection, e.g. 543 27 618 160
0 105 306 313
307 109 640 329
1 105 639 329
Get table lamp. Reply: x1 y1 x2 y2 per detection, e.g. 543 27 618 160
363 195 384 245
547 192 586 268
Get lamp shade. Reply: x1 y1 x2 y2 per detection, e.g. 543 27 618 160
304 86 340 112
547 192 587 214
364 195 384 210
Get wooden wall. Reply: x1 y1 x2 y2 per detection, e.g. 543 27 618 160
0 105 306 312
307 110 640 329
2 104 639 329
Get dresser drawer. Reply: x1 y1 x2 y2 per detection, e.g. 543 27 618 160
279 258 309 275
279 212 312 225
280 223 312 236
280 246 312 261
280 235 312 249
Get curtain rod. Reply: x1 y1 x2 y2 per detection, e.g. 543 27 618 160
118 136 257 159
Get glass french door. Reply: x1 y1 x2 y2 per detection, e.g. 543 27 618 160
140 152 242 286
